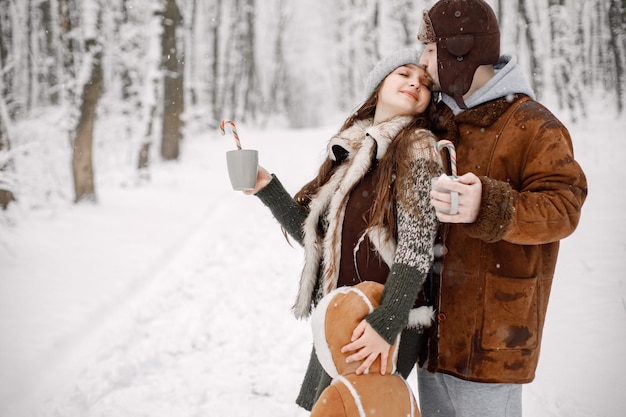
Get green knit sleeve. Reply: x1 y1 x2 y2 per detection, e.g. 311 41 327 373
366 137 441 343
255 174 308 245
366 263 427 344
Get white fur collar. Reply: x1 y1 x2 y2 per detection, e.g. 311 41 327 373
293 116 413 319
328 116 413 162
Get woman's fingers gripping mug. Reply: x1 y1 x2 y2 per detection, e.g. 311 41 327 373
431 174 459 215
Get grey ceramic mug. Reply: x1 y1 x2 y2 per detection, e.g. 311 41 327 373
226 149 258 190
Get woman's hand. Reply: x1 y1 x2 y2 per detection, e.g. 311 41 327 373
340 319 391 375
243 165 272 195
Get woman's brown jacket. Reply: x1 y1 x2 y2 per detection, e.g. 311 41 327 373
425 94 588 383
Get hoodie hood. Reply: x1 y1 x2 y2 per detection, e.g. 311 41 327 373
442 55 536 115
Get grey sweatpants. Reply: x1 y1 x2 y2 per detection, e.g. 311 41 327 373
418 369 522 417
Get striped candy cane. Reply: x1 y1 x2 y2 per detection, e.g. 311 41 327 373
220 119 241 150
435 140 457 177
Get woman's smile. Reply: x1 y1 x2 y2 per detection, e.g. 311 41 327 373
400 89 420 101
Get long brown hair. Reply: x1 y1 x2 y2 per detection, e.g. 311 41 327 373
294 88 439 237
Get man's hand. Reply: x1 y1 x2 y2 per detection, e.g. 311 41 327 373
431 172 482 223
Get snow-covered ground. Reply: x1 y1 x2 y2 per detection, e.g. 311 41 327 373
0 101 624 417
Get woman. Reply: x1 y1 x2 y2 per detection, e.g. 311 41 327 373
244 48 444 411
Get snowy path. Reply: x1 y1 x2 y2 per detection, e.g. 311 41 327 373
1 129 326 417
30 194 310 416
1 114 625 417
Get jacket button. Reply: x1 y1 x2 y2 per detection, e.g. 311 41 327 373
437 312 447 322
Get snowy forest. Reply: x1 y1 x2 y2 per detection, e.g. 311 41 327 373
0 2 625 415
0 0 624 208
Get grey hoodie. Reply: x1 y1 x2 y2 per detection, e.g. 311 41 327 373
442 54 536 115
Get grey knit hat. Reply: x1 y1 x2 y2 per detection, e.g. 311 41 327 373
364 47 424 98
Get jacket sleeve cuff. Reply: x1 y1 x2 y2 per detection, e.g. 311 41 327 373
255 174 307 244
366 263 426 344
463 176 515 243
256 174 286 201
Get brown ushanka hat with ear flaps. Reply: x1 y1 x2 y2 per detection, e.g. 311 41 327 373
417 0 500 109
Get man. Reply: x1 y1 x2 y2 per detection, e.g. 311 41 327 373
417 1 588 416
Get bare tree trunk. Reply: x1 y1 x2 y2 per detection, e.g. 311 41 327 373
0 1 15 209
185 0 198 108
548 0 586 121
396 0 415 47
26 0 34 109
119 0 133 101
266 0 289 117
59 0 77 105
72 5 103 203
160 0 184 161
209 0 222 126
72 51 102 202
0 3 10 92
241 0 257 120
335 0 379 109
219 0 258 123
0 95 15 209
494 0 503 23
608 0 625 113
137 7 163 174
39 0 59 104
137 72 159 172
519 0 543 98
336 0 351 110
